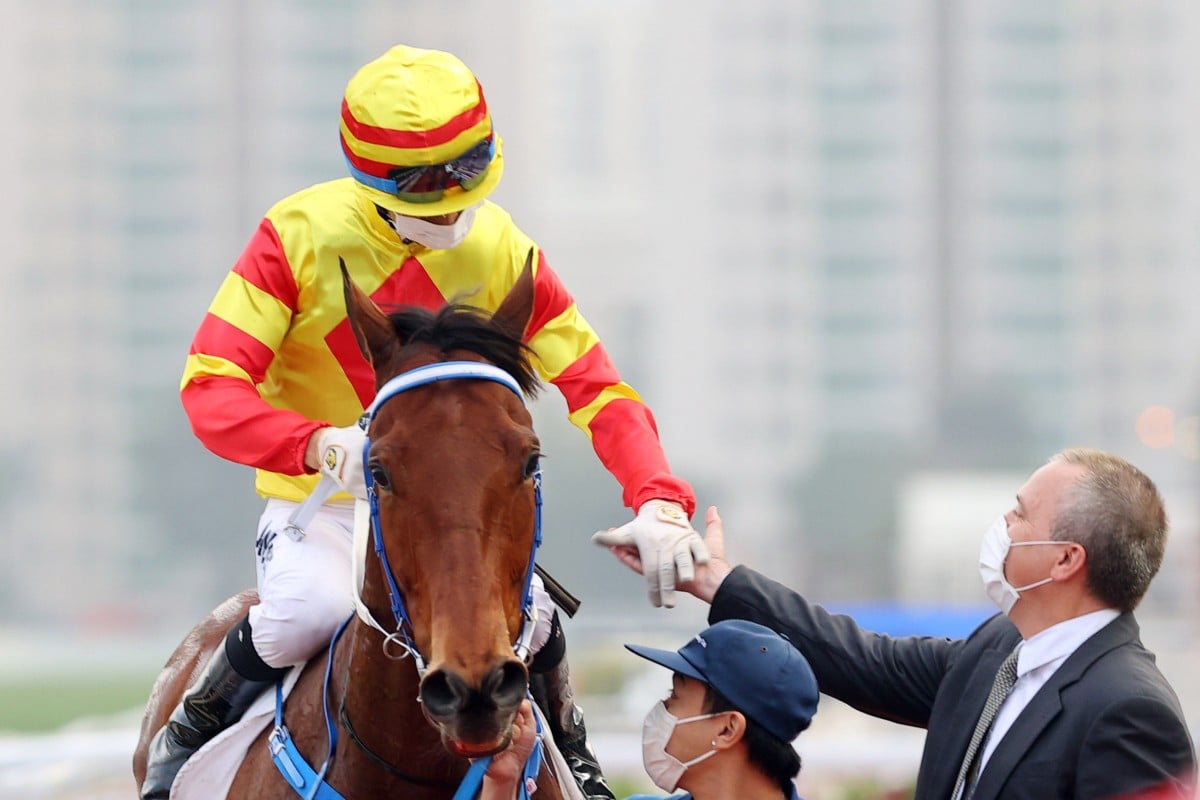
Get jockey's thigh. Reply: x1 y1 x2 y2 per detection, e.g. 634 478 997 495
529 573 556 655
250 499 355 669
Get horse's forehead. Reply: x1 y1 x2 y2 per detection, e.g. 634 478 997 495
391 346 499 378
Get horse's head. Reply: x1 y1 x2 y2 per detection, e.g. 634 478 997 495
341 253 545 758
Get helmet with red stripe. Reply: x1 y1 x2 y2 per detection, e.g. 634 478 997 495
340 45 504 217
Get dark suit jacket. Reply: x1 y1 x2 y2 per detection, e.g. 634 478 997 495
710 567 1196 799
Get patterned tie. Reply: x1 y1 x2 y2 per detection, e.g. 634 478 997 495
952 648 1021 800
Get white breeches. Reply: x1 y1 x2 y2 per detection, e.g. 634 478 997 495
250 498 555 669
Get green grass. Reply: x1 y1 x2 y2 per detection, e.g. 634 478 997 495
0 673 157 732
607 775 653 796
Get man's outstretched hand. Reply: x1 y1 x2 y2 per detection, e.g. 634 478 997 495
595 505 733 604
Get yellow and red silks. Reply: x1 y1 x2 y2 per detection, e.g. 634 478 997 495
180 177 695 516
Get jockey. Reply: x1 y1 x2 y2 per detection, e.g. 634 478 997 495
141 44 706 800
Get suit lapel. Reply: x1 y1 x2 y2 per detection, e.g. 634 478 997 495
969 614 1139 800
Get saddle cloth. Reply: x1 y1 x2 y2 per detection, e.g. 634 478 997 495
170 666 302 800
531 701 587 800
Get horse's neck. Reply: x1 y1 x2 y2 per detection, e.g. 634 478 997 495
328 622 466 797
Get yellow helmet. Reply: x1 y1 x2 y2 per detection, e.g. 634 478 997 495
340 45 504 217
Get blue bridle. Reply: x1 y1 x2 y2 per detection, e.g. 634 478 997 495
360 360 544 672
269 360 547 800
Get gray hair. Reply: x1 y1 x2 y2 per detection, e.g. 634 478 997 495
1048 448 1167 612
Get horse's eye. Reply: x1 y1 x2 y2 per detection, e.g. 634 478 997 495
522 453 541 480
368 462 393 491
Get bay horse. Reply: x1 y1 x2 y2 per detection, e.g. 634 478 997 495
133 253 568 799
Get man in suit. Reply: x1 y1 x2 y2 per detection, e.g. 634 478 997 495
598 447 1197 799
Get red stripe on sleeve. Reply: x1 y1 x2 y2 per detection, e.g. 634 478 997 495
587 399 696 515
549 343 621 414
340 82 488 151
181 377 322 475
526 252 575 340
547 333 697 514
189 314 277 386
231 219 299 313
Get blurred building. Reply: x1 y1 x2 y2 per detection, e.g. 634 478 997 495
520 0 1200 600
1 0 1197 625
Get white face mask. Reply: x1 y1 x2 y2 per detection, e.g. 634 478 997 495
389 203 480 249
641 700 721 792
978 515 1067 615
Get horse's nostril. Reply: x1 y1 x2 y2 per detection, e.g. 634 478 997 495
420 669 468 718
422 661 528 720
486 660 529 710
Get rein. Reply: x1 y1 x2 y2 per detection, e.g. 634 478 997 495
338 698 459 789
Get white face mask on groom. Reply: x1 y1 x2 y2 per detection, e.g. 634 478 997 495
640 700 721 792
978 515 1074 615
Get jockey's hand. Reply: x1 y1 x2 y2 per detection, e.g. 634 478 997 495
481 700 538 799
305 424 368 500
591 499 709 608
600 505 732 605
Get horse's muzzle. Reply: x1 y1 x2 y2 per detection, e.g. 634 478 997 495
419 659 529 753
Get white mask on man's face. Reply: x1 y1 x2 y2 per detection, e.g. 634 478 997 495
641 700 720 792
388 203 480 249
979 515 1069 615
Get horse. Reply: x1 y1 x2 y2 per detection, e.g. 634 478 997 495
133 253 568 799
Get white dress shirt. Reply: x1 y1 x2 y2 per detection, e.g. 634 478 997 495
976 608 1120 774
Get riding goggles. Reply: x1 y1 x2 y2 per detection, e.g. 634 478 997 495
380 137 496 203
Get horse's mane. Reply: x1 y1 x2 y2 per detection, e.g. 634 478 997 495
384 304 542 397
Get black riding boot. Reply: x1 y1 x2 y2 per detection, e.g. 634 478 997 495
141 615 287 800
529 612 616 800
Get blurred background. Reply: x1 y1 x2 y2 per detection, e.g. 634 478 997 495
2 0 1199 797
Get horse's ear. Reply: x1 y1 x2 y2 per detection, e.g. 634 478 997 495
492 248 536 340
341 257 400 369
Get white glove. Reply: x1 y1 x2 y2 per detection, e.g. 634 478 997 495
308 425 368 500
591 500 709 608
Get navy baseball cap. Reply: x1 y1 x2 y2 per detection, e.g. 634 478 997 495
625 619 819 743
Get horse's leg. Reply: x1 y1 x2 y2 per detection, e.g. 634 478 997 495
133 590 259 788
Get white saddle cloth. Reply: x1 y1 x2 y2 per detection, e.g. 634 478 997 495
170 666 302 800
